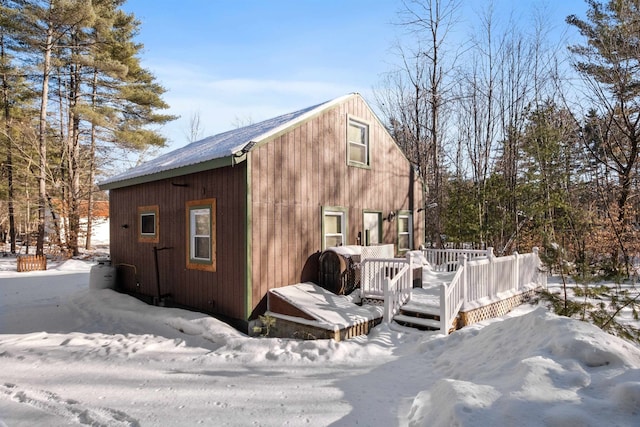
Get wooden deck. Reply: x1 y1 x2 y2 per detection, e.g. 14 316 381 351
265 283 383 341
264 248 545 340
264 281 449 339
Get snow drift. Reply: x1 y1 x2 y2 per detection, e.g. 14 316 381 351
1 259 639 426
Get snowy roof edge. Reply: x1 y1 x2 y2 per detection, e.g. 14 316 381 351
248 93 355 148
98 93 358 190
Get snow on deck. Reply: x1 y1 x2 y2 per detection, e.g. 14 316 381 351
409 287 440 308
268 283 383 331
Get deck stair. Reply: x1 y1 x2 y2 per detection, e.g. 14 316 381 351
394 301 441 330
392 287 443 331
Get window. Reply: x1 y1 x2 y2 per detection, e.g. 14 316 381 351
186 198 216 272
138 205 159 243
347 118 369 167
191 209 211 259
397 212 412 252
322 207 347 250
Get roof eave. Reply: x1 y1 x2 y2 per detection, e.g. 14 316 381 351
99 93 359 190
249 93 357 148
98 153 245 190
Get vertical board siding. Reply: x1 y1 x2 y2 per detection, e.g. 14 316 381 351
111 95 423 324
109 164 247 320
248 95 424 316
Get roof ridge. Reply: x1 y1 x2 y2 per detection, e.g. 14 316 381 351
99 93 358 189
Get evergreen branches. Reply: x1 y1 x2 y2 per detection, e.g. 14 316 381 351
0 0 176 255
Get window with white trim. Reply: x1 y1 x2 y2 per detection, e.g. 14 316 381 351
347 118 369 166
191 209 211 260
186 198 216 272
323 208 347 249
398 212 412 252
138 205 159 243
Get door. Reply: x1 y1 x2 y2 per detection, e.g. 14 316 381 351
363 212 382 246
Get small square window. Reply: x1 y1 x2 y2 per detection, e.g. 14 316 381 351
347 118 369 167
140 213 156 235
138 205 159 243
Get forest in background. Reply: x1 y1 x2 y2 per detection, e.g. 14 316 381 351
376 0 640 280
1 0 640 283
0 0 174 256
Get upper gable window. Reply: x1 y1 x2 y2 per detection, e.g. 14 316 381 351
347 118 370 167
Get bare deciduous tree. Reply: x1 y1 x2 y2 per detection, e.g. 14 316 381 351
376 0 461 247
185 110 204 143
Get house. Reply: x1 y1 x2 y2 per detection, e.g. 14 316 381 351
99 93 424 332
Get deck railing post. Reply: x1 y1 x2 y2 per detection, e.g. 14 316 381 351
406 251 414 288
513 251 520 291
361 260 368 298
383 276 391 323
532 246 546 288
460 254 468 304
439 282 448 334
487 247 495 299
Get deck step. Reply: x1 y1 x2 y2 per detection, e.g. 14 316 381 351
393 314 441 330
401 302 440 318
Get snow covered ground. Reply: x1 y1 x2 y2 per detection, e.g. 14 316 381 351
1 256 640 426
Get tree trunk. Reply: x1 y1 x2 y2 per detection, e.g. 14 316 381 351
0 31 16 253
36 21 53 256
85 68 99 251
66 52 81 257
71 110 81 256
46 193 62 246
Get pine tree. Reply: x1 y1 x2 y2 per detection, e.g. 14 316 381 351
78 3 175 252
0 1 22 253
0 0 175 256
567 0 640 225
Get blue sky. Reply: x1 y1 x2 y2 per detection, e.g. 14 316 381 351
122 0 588 154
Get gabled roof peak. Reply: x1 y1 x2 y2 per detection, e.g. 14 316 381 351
99 93 358 189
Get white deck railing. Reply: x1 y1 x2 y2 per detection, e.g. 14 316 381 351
360 257 411 299
421 247 492 272
359 247 545 334
437 247 545 334
439 266 465 334
360 255 413 322
383 264 412 322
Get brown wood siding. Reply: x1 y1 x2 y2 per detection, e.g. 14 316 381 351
248 95 424 316
109 164 247 320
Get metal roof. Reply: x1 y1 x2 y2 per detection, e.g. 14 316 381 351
99 94 356 189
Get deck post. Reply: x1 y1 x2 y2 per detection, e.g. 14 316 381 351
439 282 448 334
487 247 495 300
486 246 494 259
513 251 520 291
532 247 546 289
406 251 414 288
459 254 468 304
383 276 391 323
